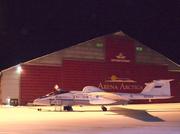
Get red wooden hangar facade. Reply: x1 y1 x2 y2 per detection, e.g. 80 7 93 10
0 31 180 105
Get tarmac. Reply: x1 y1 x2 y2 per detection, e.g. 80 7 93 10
0 103 180 134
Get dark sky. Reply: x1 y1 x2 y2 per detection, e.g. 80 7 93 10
0 0 180 70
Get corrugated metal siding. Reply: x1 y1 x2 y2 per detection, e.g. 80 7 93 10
63 39 105 60
167 71 180 102
62 60 106 90
26 38 105 65
20 65 61 105
27 51 64 65
62 60 180 103
19 62 179 105
26 31 179 70
135 41 180 71
0 73 2 104
18 32 180 105
1 67 20 104
62 60 168 88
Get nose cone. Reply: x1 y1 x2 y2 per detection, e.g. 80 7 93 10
33 98 40 105
33 98 50 106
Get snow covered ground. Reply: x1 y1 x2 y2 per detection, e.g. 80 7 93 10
0 103 180 134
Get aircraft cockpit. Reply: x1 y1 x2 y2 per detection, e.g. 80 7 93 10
39 89 69 98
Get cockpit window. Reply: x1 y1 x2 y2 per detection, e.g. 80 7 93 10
55 90 69 94
39 89 69 98
46 92 54 96
154 85 162 88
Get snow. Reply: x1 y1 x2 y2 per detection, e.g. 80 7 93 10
0 103 180 134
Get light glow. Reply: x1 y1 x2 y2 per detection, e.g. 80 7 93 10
54 84 60 91
16 65 23 74
6 97 10 106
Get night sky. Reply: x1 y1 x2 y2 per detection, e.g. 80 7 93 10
0 1 180 70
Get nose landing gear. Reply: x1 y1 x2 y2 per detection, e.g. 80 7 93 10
63 105 73 111
101 105 107 111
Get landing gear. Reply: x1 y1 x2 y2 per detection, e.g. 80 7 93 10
63 106 73 111
101 105 107 111
37 108 42 111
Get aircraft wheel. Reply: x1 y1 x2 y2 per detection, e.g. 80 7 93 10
68 106 73 111
63 106 68 111
101 106 107 111
64 106 73 111
37 108 42 111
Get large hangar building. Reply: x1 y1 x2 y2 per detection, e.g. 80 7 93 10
0 31 180 105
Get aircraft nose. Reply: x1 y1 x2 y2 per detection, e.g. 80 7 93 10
33 98 51 106
33 98 41 105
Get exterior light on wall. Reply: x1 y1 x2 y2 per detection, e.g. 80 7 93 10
16 65 23 74
136 47 143 52
96 43 103 48
6 97 10 106
54 84 59 90
54 84 61 91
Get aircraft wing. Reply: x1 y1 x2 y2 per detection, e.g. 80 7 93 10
89 92 129 102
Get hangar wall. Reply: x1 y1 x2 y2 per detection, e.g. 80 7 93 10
20 59 179 105
20 32 180 105
105 35 135 63
0 73 2 103
62 60 180 103
1 31 180 105
62 60 168 93
167 71 180 102
134 41 180 71
1 67 20 104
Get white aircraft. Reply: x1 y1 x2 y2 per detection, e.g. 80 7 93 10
33 79 173 111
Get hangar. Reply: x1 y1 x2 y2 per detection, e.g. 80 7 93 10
0 31 180 105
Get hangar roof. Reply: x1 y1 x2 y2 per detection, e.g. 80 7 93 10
2 31 180 72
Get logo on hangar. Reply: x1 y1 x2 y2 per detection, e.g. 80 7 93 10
111 53 130 63
105 75 136 83
98 75 143 91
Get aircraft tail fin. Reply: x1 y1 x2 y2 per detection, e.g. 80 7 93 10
141 79 174 96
